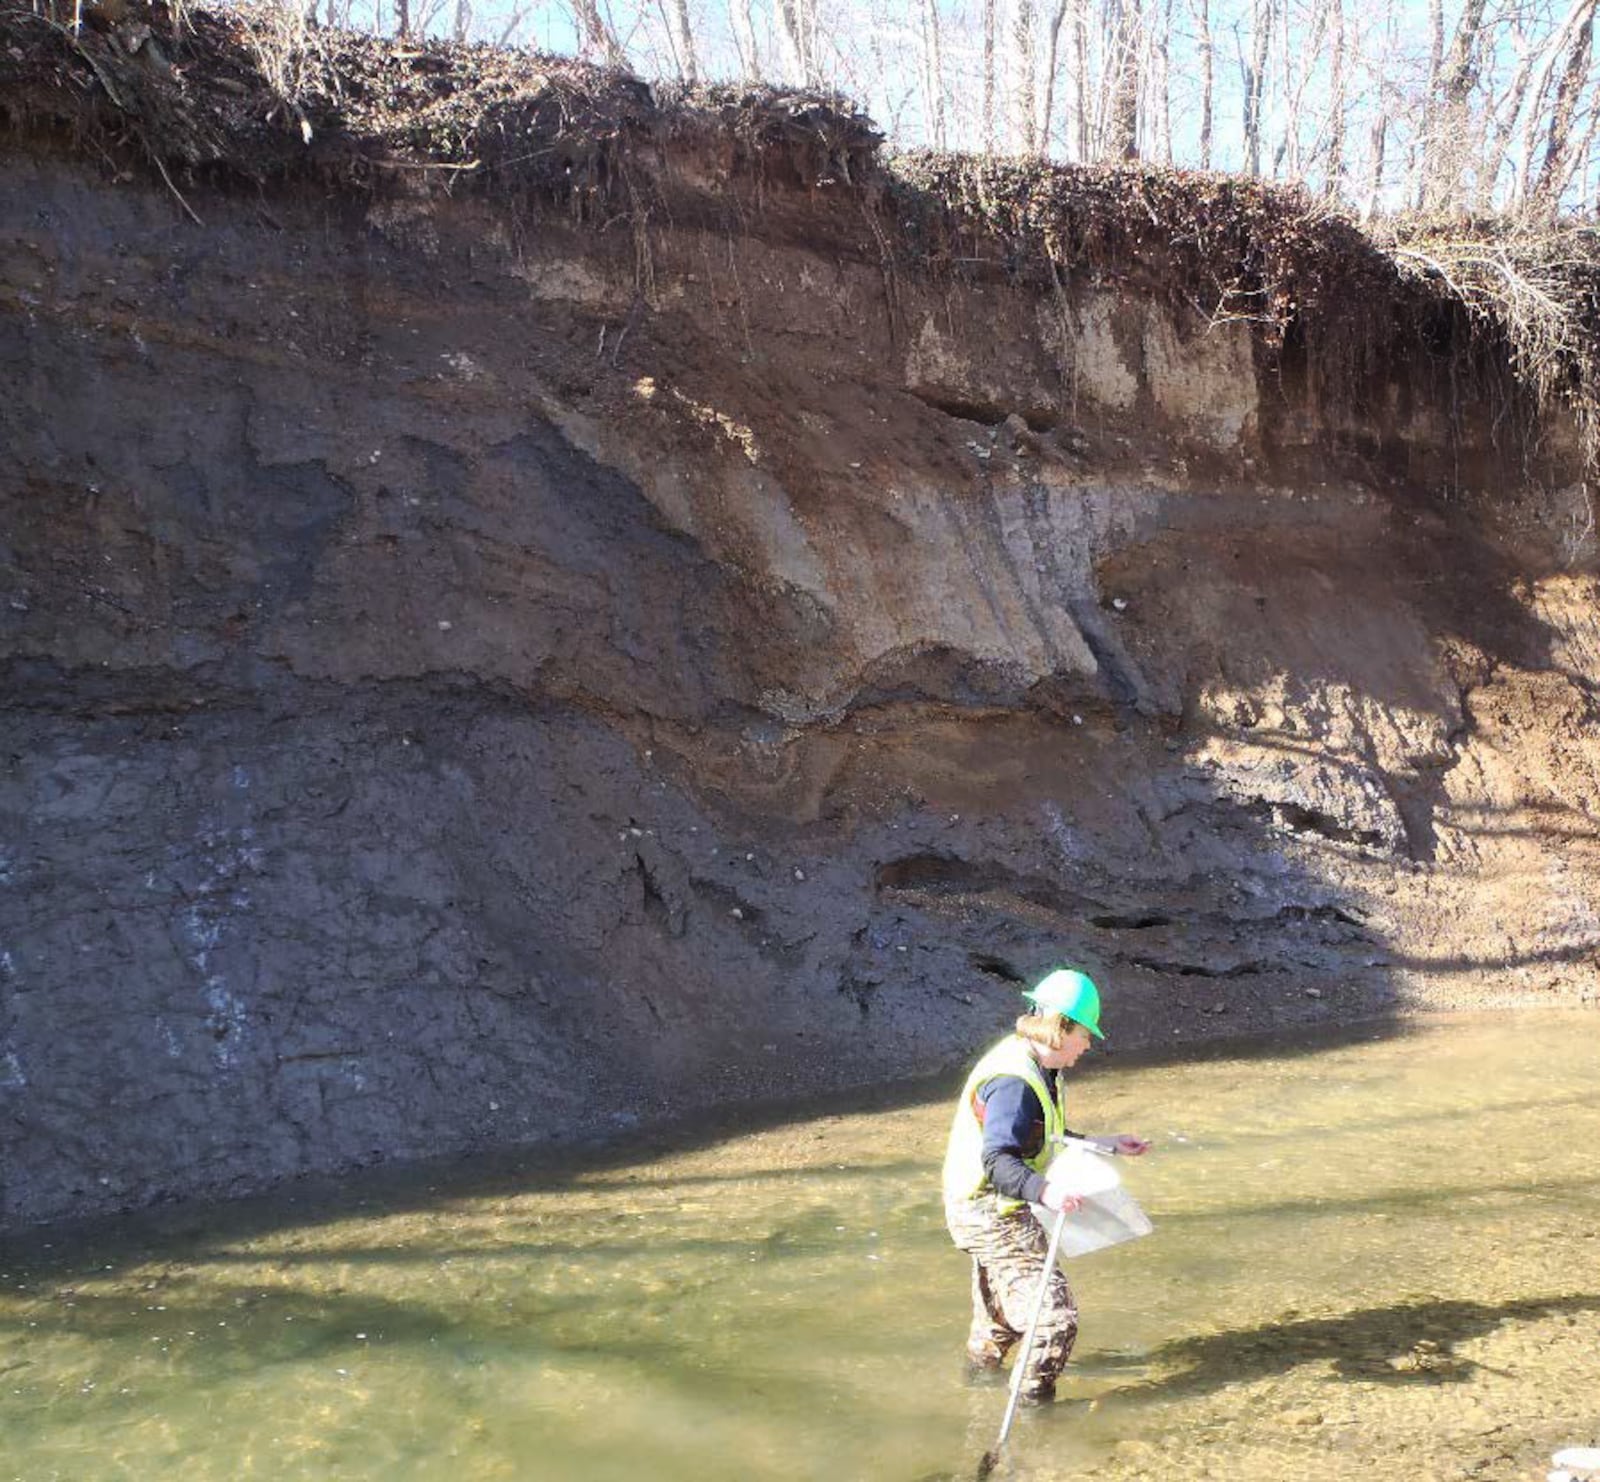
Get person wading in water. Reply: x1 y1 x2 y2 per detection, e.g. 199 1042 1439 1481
942 968 1151 1404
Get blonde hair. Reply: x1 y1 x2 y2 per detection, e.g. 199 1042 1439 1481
1015 1011 1075 1050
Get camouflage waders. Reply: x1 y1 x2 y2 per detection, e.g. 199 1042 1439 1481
945 1192 1078 1400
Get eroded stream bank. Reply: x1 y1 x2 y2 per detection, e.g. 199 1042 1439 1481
7 9 1600 1227
1 1012 1597 1481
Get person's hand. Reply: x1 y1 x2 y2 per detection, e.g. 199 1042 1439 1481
1105 1134 1151 1157
1039 1181 1083 1215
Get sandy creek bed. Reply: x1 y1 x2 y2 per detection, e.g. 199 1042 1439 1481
1 1011 1597 1481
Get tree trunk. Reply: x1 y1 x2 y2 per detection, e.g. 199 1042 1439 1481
1273 0 1324 179
1325 0 1345 198
1013 0 1038 153
1105 0 1140 159
731 0 759 81
1073 0 1089 159
1364 109 1388 219
573 0 625 66
1423 0 1490 209
667 0 698 82
922 0 947 149
1239 0 1273 177
1481 21 1542 203
777 0 814 84
1512 0 1600 203
1155 0 1173 161
1575 92 1600 208
1533 1 1596 207
1405 0 1444 203
982 0 997 152
1362 6 1396 218
1190 0 1212 168
1041 0 1071 154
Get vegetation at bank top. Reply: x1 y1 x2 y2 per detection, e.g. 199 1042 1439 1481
17 0 1600 219
4 0 1600 492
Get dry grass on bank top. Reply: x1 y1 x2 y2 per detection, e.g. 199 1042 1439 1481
0 2 879 191
4 0 1600 480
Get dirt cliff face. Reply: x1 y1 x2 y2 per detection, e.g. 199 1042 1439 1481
3 25 1600 1227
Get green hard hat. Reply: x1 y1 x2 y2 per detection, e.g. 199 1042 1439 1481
1023 967 1105 1038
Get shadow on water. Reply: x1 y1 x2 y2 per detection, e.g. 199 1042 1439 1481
0 1008 1443 1287
150 1222 910 1269
0 1277 857 1415
1102 1291 1600 1403
0 1002 1566 1289
83 1166 1600 1273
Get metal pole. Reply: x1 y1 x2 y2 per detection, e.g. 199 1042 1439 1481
978 1203 1071 1478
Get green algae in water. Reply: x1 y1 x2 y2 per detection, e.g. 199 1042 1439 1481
2 1012 1599 1480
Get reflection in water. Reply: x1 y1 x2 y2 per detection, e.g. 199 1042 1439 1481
2 1012 1598 1480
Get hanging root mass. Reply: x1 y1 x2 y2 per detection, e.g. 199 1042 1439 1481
1381 222 1600 482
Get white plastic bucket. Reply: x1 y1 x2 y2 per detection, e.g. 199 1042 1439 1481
1029 1142 1154 1260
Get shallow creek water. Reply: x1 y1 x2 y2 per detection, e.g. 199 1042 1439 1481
3 1012 1599 1482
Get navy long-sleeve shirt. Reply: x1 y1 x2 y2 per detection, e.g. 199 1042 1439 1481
977 1071 1081 1205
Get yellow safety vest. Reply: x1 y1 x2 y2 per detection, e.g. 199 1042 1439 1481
942 1035 1069 1215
